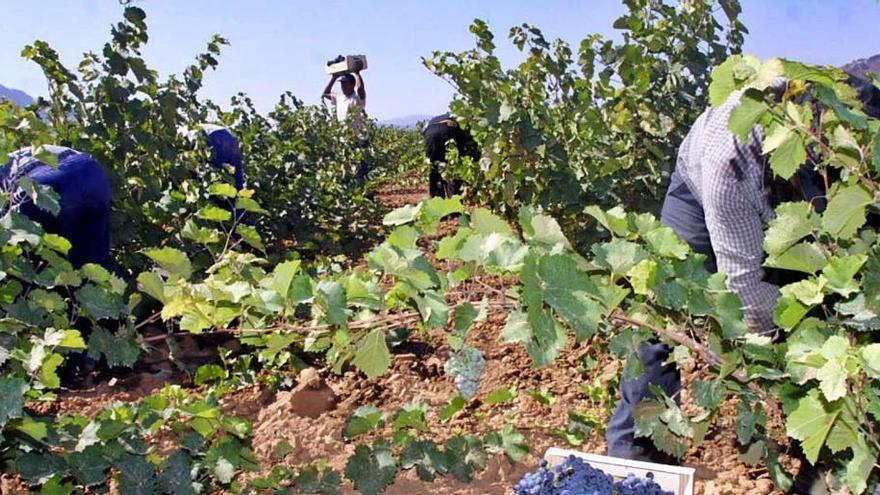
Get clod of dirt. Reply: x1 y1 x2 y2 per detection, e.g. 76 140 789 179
280 368 338 418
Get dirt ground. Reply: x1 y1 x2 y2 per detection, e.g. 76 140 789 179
35 175 798 495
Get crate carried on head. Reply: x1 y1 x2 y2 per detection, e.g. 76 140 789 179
326 54 368 75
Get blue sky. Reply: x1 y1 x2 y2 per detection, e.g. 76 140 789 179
1 1 879 121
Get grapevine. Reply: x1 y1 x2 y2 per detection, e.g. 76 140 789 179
2 1 880 494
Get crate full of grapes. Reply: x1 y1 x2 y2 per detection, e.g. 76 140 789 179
513 447 695 495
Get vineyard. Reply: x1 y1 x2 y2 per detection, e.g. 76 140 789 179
2 1 880 494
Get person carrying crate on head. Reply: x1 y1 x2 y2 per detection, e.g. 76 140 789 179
322 60 370 183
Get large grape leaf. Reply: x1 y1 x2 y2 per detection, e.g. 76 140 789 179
159 450 197 495
344 441 397 495
764 202 813 255
343 406 387 440
0 376 26 426
821 254 866 297
441 435 487 482
786 389 841 463
764 242 827 274
728 91 767 141
592 239 648 275
351 329 391 379
400 440 446 481
484 425 528 461
821 185 873 240
87 327 140 367
144 247 192 279
537 254 602 341
768 132 806 179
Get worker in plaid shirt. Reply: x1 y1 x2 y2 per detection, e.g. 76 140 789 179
606 73 880 477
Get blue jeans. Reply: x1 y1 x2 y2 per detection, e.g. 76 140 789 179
606 341 681 460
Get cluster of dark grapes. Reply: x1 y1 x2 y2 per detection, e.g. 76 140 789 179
514 457 674 495
514 456 613 495
614 472 673 495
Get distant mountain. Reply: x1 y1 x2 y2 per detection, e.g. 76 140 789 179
843 54 880 78
0 84 34 108
379 114 433 129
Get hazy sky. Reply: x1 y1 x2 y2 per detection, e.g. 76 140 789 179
1 1 879 120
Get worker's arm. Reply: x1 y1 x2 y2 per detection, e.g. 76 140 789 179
354 71 366 102
321 74 338 101
702 133 779 333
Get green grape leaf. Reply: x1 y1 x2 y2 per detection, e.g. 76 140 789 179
316 280 346 327
442 435 487 482
518 207 571 249
400 440 446 482
1 211 43 246
40 352 63 389
209 183 237 198
352 329 391 379
825 402 860 454
484 386 517 406
643 226 689 259
194 364 225 385
439 395 467 422
41 233 71 255
861 344 880 378
821 254 867 297
786 389 841 463
768 132 806 179
88 327 140 367
117 454 158 495
821 185 873 240
15 451 65 482
484 425 529 461
728 91 767 141
137 271 167 303
197 205 232 222
709 56 744 106
383 204 420 226
471 208 512 235
159 450 197 495
584 205 630 237
773 296 810 330
780 277 826 306
764 242 827 274
144 247 192 279
392 403 430 433
816 358 847 402
342 405 386 439
846 438 876 494
344 441 398 495
693 379 724 411
538 254 602 341
764 202 813 255
836 295 880 331
592 239 649 275
234 197 267 214
76 284 126 321
235 224 264 250
68 445 110 487
0 376 26 426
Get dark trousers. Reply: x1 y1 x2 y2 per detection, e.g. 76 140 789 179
606 342 680 460
429 164 461 198
355 139 371 183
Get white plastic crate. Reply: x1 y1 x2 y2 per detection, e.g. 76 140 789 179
326 55 368 75
543 447 695 495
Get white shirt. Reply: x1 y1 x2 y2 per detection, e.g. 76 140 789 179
331 92 366 131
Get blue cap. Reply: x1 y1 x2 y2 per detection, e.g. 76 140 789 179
339 73 355 84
